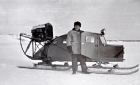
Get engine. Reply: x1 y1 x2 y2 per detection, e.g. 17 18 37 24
31 23 53 42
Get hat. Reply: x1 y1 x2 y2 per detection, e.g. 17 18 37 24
74 21 81 27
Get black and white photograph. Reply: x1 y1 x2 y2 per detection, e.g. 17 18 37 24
0 0 140 85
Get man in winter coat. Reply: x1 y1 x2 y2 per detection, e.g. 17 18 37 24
67 21 90 74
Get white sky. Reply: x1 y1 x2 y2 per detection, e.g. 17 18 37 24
0 0 140 40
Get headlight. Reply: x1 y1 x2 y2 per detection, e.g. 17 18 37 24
101 29 106 35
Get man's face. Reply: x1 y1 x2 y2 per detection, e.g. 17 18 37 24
74 25 81 31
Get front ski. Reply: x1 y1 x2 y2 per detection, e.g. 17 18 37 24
87 69 139 75
88 64 139 70
86 64 139 75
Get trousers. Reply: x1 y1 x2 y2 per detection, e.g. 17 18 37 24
72 54 87 72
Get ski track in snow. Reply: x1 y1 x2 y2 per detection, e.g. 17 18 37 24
0 40 140 85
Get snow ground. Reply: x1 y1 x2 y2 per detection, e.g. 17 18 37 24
0 37 140 85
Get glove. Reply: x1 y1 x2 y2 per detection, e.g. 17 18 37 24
67 46 73 54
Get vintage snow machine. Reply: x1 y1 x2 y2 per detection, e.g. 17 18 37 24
19 23 139 75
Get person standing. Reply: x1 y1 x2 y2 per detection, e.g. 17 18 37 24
67 21 90 74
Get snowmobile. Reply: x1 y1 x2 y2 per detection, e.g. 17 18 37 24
19 23 139 75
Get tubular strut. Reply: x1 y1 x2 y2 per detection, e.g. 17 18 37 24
20 34 42 60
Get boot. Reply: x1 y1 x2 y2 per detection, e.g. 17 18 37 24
72 71 76 74
82 71 91 74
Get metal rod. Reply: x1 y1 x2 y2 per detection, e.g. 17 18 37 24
32 41 34 57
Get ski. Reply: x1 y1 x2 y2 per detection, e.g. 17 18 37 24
86 64 139 75
88 64 139 70
18 63 139 75
17 65 72 71
87 69 139 75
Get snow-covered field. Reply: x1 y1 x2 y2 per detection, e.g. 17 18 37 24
0 35 140 85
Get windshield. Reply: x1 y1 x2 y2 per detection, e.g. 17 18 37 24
100 35 107 44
